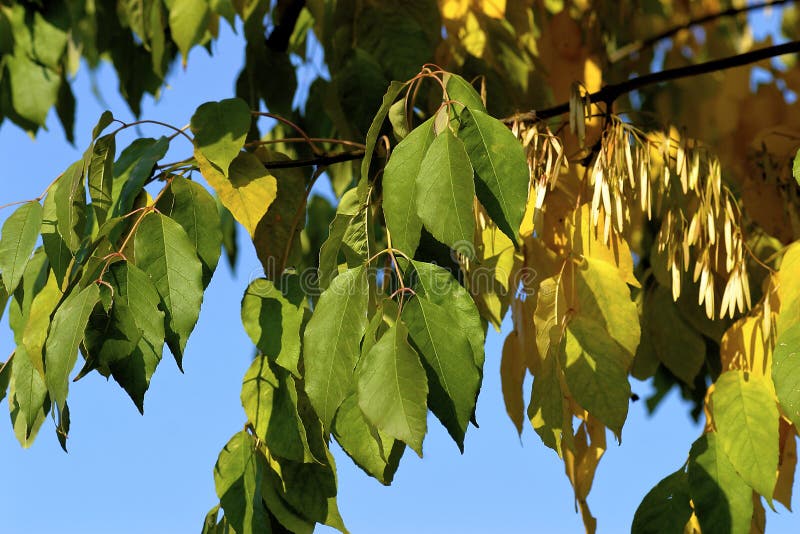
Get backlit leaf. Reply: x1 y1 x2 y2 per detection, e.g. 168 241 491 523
356 321 428 456
44 283 100 411
501 330 526 435
169 0 210 63
0 201 42 295
88 134 116 225
303 265 368 429
54 159 87 252
197 151 277 238
191 98 251 176
773 322 800 429
712 370 779 499
10 344 49 444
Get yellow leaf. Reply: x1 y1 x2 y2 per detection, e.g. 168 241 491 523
439 0 469 20
774 418 797 510
563 416 605 534
459 11 487 58
476 0 506 18
196 151 277 238
568 204 640 288
501 331 526 434
683 512 701 534
719 309 772 376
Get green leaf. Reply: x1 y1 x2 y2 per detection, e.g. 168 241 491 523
241 356 311 462
388 98 410 140
712 370 779 499
356 321 428 456
218 197 238 270
44 283 100 410
21 273 62 376
688 433 754 534
133 212 203 368
10 344 49 445
403 296 480 450
197 151 277 238
102 261 166 412
382 117 435 256
191 98 251 176
261 468 315 534
459 108 528 242
415 128 475 253
88 134 117 225
303 265 369 429
358 80 406 197
116 136 170 217
169 0 210 63
332 394 405 485
563 316 632 436
528 344 570 455
41 191 71 288
214 431 271 534
774 322 800 429
156 176 222 287
793 148 800 187
318 189 368 289
445 73 487 114
643 286 705 385
54 159 87 252
0 201 43 295
632 469 693 534
241 277 306 377
276 455 344 530
6 53 60 126
0 356 11 405
251 152 307 278
409 260 485 369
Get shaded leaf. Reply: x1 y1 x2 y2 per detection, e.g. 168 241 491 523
88 134 116 225
774 322 800 429
156 176 222 287
214 431 271 534
689 433 754 534
116 136 170 216
241 277 305 377
169 0 210 63
632 469 693 534
10 344 49 445
191 98 251 176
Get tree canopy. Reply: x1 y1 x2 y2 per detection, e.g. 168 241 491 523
1 0 800 532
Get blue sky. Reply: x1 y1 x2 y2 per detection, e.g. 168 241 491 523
0 14 797 534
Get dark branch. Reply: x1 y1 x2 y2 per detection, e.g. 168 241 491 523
505 40 800 124
266 0 306 52
262 150 365 169
609 0 793 63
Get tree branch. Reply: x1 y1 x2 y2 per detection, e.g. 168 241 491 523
504 40 800 124
609 0 792 63
262 150 365 169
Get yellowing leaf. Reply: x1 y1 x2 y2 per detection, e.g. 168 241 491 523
477 0 506 18
569 204 639 288
720 311 770 375
712 370 779 500
501 331 526 434
196 151 277 238
439 0 469 20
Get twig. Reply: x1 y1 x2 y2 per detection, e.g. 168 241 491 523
261 150 365 169
610 0 793 63
505 40 800 124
